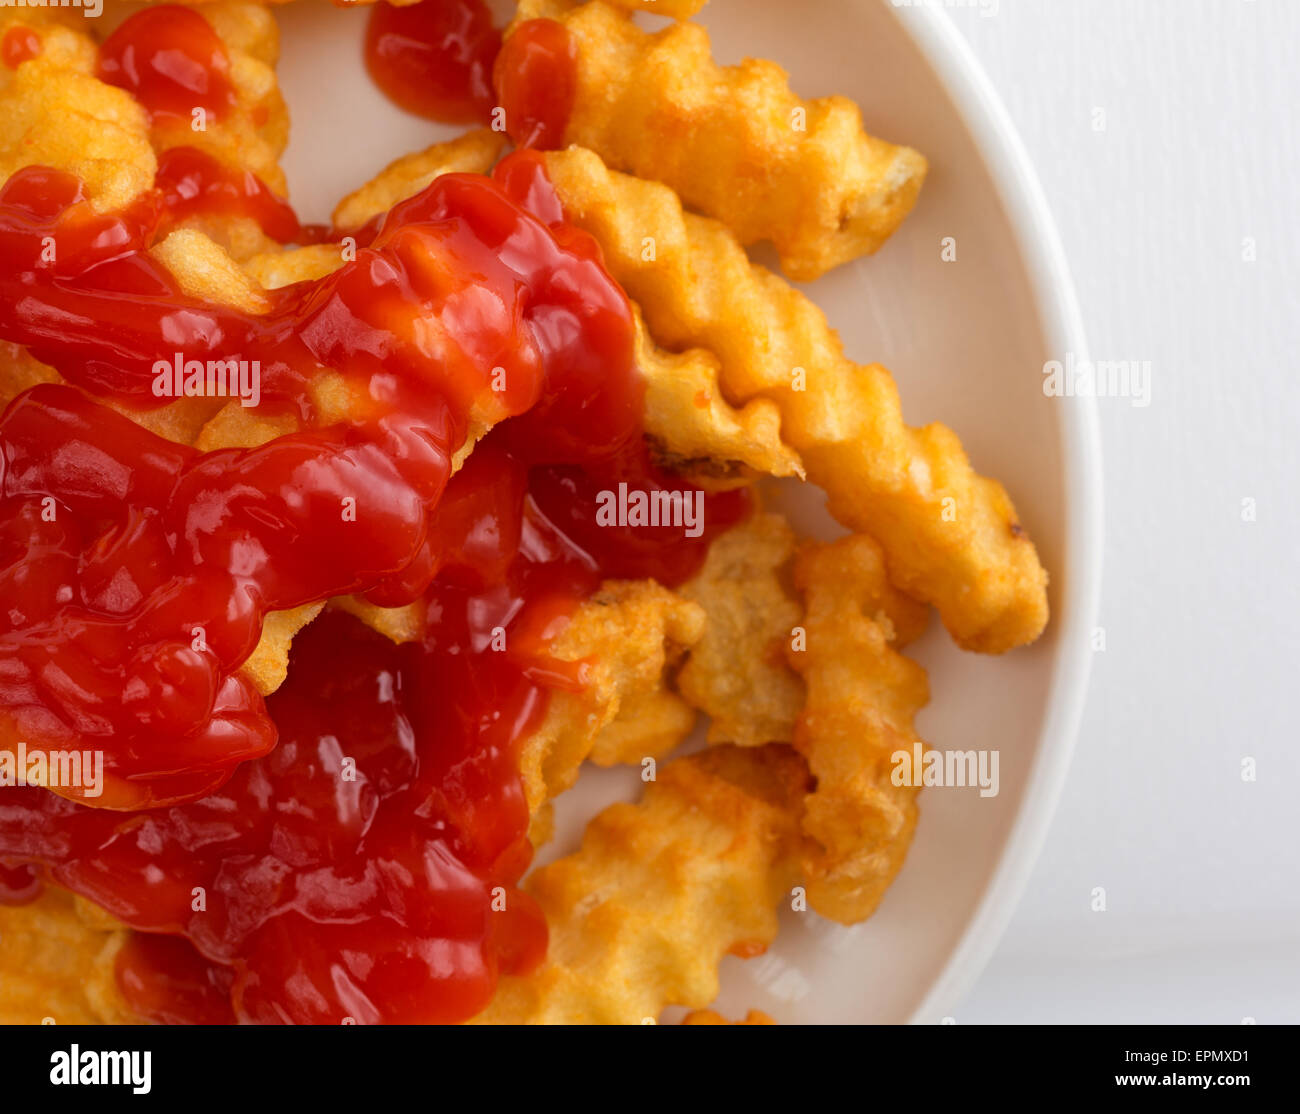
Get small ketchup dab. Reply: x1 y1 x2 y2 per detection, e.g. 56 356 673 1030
493 19 576 149
154 146 303 243
1 26 42 70
97 6 238 126
364 0 501 124
0 151 748 1023
0 862 40 905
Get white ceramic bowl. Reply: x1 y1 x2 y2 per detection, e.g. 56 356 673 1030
272 0 1101 1024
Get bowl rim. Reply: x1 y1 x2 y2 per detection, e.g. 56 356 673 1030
887 1 1104 1023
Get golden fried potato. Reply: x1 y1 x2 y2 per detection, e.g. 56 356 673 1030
1 5 289 257
681 1008 775 1025
340 576 703 776
0 889 135 1025
117 1 290 197
786 535 930 924
109 396 225 446
242 243 344 289
194 399 300 450
636 310 803 490
150 2 291 259
330 597 425 645
542 146 1048 653
587 686 697 768
475 744 809 1024
152 228 272 313
517 580 705 813
508 0 925 280
676 512 805 747
274 132 800 489
332 129 507 231
241 602 327 696
0 341 61 406
0 9 95 87
0 13 154 212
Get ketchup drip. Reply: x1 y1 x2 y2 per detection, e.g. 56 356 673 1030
0 861 39 904
493 19 576 150
116 932 236 1026
97 6 239 127
1 26 42 70
154 146 307 244
359 0 577 149
364 0 501 125
0 151 747 1021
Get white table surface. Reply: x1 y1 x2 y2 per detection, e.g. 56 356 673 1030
938 0 1300 1023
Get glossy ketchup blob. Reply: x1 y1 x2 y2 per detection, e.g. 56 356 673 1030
97 5 238 126
1 26 42 69
0 156 639 808
154 145 306 244
364 0 501 124
493 18 576 150
0 149 747 1021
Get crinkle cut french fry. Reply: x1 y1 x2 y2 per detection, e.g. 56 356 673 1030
675 510 928 749
474 743 809 1024
516 580 705 814
635 309 804 488
675 512 806 747
315 132 804 487
331 129 508 231
542 146 1049 653
786 535 930 925
255 140 800 488
508 0 926 280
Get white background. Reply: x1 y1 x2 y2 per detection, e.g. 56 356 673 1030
942 0 1299 1022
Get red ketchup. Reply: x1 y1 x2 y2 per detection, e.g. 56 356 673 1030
154 145 305 244
493 19 576 150
0 861 40 904
360 0 578 149
97 6 239 126
1 26 42 70
0 141 746 1019
364 0 502 124
0 0 745 1025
